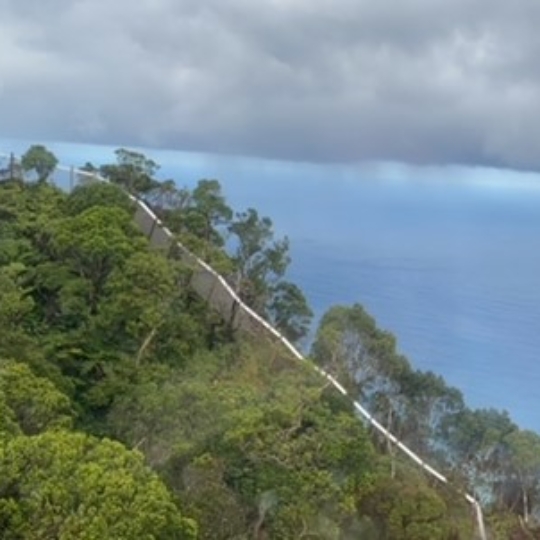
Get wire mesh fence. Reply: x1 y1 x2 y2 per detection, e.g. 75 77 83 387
0 153 15 181
2 152 487 539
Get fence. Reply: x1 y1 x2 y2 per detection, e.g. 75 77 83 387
0 154 16 181
1 152 487 539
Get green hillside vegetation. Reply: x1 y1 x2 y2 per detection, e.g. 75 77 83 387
0 145 539 538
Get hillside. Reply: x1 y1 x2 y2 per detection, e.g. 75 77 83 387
0 145 538 539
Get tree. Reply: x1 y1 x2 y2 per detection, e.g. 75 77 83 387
180 454 249 540
145 179 190 216
153 179 235 271
229 208 290 313
65 182 135 216
0 430 197 539
0 264 34 332
504 430 540 523
311 304 406 403
0 264 37 360
397 369 465 456
184 179 233 248
53 206 143 312
20 145 58 182
99 148 159 194
267 281 313 344
360 477 452 540
312 304 468 458
0 361 73 435
227 209 313 341
98 251 177 363
442 408 517 508
0 392 20 441
214 387 375 538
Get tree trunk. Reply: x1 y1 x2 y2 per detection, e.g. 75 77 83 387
136 327 158 366
523 487 529 524
386 407 396 479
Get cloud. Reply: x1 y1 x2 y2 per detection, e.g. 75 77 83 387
1 0 540 168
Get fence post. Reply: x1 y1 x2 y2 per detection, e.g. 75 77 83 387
69 166 75 192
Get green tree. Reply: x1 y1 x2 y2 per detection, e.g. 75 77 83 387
0 430 197 539
184 180 233 248
229 208 290 313
0 264 34 332
0 361 73 435
161 179 234 272
504 430 540 523
180 454 248 540
360 477 451 540
397 369 465 456
98 251 177 364
268 281 313 344
53 206 143 312
65 182 135 216
100 148 159 194
0 264 36 360
442 408 517 509
216 388 375 538
20 145 58 183
311 304 407 404
146 179 190 215
0 393 20 441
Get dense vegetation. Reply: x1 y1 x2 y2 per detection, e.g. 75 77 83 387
0 145 539 538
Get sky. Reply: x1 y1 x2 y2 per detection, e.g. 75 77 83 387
2 0 540 168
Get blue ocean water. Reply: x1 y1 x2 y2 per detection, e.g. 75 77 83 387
3 140 540 432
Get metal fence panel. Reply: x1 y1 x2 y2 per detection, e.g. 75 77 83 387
190 267 218 302
134 204 157 237
149 225 173 251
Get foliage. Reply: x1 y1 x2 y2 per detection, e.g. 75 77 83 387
229 208 289 310
184 179 233 247
108 343 377 539
20 145 58 182
2 146 539 538
65 181 135 216
99 148 160 194
227 208 313 343
360 476 451 540
267 280 313 344
0 431 196 540
0 360 73 435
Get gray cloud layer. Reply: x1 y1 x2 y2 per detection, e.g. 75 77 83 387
2 0 540 167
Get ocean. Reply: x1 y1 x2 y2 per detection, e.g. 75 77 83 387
3 140 540 432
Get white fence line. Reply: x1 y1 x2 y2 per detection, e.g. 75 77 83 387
3 154 487 539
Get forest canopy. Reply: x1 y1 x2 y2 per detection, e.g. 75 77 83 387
0 145 538 539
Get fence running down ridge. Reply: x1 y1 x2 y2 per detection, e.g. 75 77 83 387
0 152 487 539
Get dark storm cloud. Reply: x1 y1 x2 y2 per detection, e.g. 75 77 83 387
2 0 540 167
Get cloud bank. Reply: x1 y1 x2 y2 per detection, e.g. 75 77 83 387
2 0 540 167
